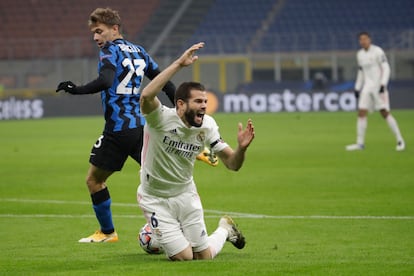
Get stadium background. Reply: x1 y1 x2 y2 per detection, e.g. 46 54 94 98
0 0 413 119
1 1 414 274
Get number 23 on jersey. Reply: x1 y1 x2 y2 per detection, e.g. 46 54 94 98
116 58 146 95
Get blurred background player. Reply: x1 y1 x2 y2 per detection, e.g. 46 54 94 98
56 7 176 242
138 42 255 261
346 32 405 151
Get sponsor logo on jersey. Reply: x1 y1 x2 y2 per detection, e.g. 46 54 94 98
162 135 202 159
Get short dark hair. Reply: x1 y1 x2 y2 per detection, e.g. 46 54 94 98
175 82 205 104
358 31 371 38
89 7 122 29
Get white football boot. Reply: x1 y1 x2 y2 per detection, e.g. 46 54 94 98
345 144 364 151
219 215 245 249
396 140 405 151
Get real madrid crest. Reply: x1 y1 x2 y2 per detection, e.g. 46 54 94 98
196 131 205 143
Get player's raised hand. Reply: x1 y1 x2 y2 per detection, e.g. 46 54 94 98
176 42 204 67
237 119 255 150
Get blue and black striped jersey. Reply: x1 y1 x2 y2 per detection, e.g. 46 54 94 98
98 39 158 132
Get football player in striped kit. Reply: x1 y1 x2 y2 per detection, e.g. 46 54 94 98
56 7 178 243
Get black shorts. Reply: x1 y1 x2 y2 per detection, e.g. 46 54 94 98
89 127 143 172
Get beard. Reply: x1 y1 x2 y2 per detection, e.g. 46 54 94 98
184 108 203 127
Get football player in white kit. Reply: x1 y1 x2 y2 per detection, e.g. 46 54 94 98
346 32 405 151
137 42 255 261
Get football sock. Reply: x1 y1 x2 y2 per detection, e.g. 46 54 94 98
91 187 115 234
356 116 367 145
385 114 404 142
207 227 228 259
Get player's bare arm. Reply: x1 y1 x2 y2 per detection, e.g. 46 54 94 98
140 42 204 115
145 67 176 105
217 119 255 171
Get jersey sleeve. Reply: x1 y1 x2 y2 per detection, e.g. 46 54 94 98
143 104 166 130
205 117 229 152
355 67 364 91
377 48 390 86
99 43 118 70
354 52 364 91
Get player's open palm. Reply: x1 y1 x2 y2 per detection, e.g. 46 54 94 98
237 119 255 150
177 42 205 67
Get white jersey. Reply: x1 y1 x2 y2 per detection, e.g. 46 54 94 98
139 105 229 197
355 44 390 93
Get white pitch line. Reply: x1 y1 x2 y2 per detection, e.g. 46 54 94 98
0 214 138 219
0 214 227 219
1 198 414 220
1 214 414 220
0 198 137 207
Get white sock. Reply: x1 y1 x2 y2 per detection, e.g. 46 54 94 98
208 227 228 259
386 114 404 142
356 117 367 145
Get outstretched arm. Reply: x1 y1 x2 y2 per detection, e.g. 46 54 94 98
140 42 204 115
145 68 176 105
216 119 255 171
56 65 115 94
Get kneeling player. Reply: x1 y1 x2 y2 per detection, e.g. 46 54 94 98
137 42 255 260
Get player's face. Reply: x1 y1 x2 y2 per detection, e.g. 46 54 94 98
90 23 119 48
359 34 371 50
183 90 207 128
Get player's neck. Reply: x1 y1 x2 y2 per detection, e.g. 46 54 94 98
177 110 192 128
180 115 192 128
113 35 123 41
363 45 371 51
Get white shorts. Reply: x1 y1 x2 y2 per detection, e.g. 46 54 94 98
137 183 209 257
358 88 390 112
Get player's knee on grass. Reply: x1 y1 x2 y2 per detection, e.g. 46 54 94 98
170 245 193 261
170 247 212 261
193 248 213 260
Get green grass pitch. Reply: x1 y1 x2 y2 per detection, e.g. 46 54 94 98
1 111 413 275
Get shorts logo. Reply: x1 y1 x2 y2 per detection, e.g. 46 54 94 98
197 132 205 143
154 228 162 238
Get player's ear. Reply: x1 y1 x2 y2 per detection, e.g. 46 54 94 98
112 24 120 33
176 99 186 109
